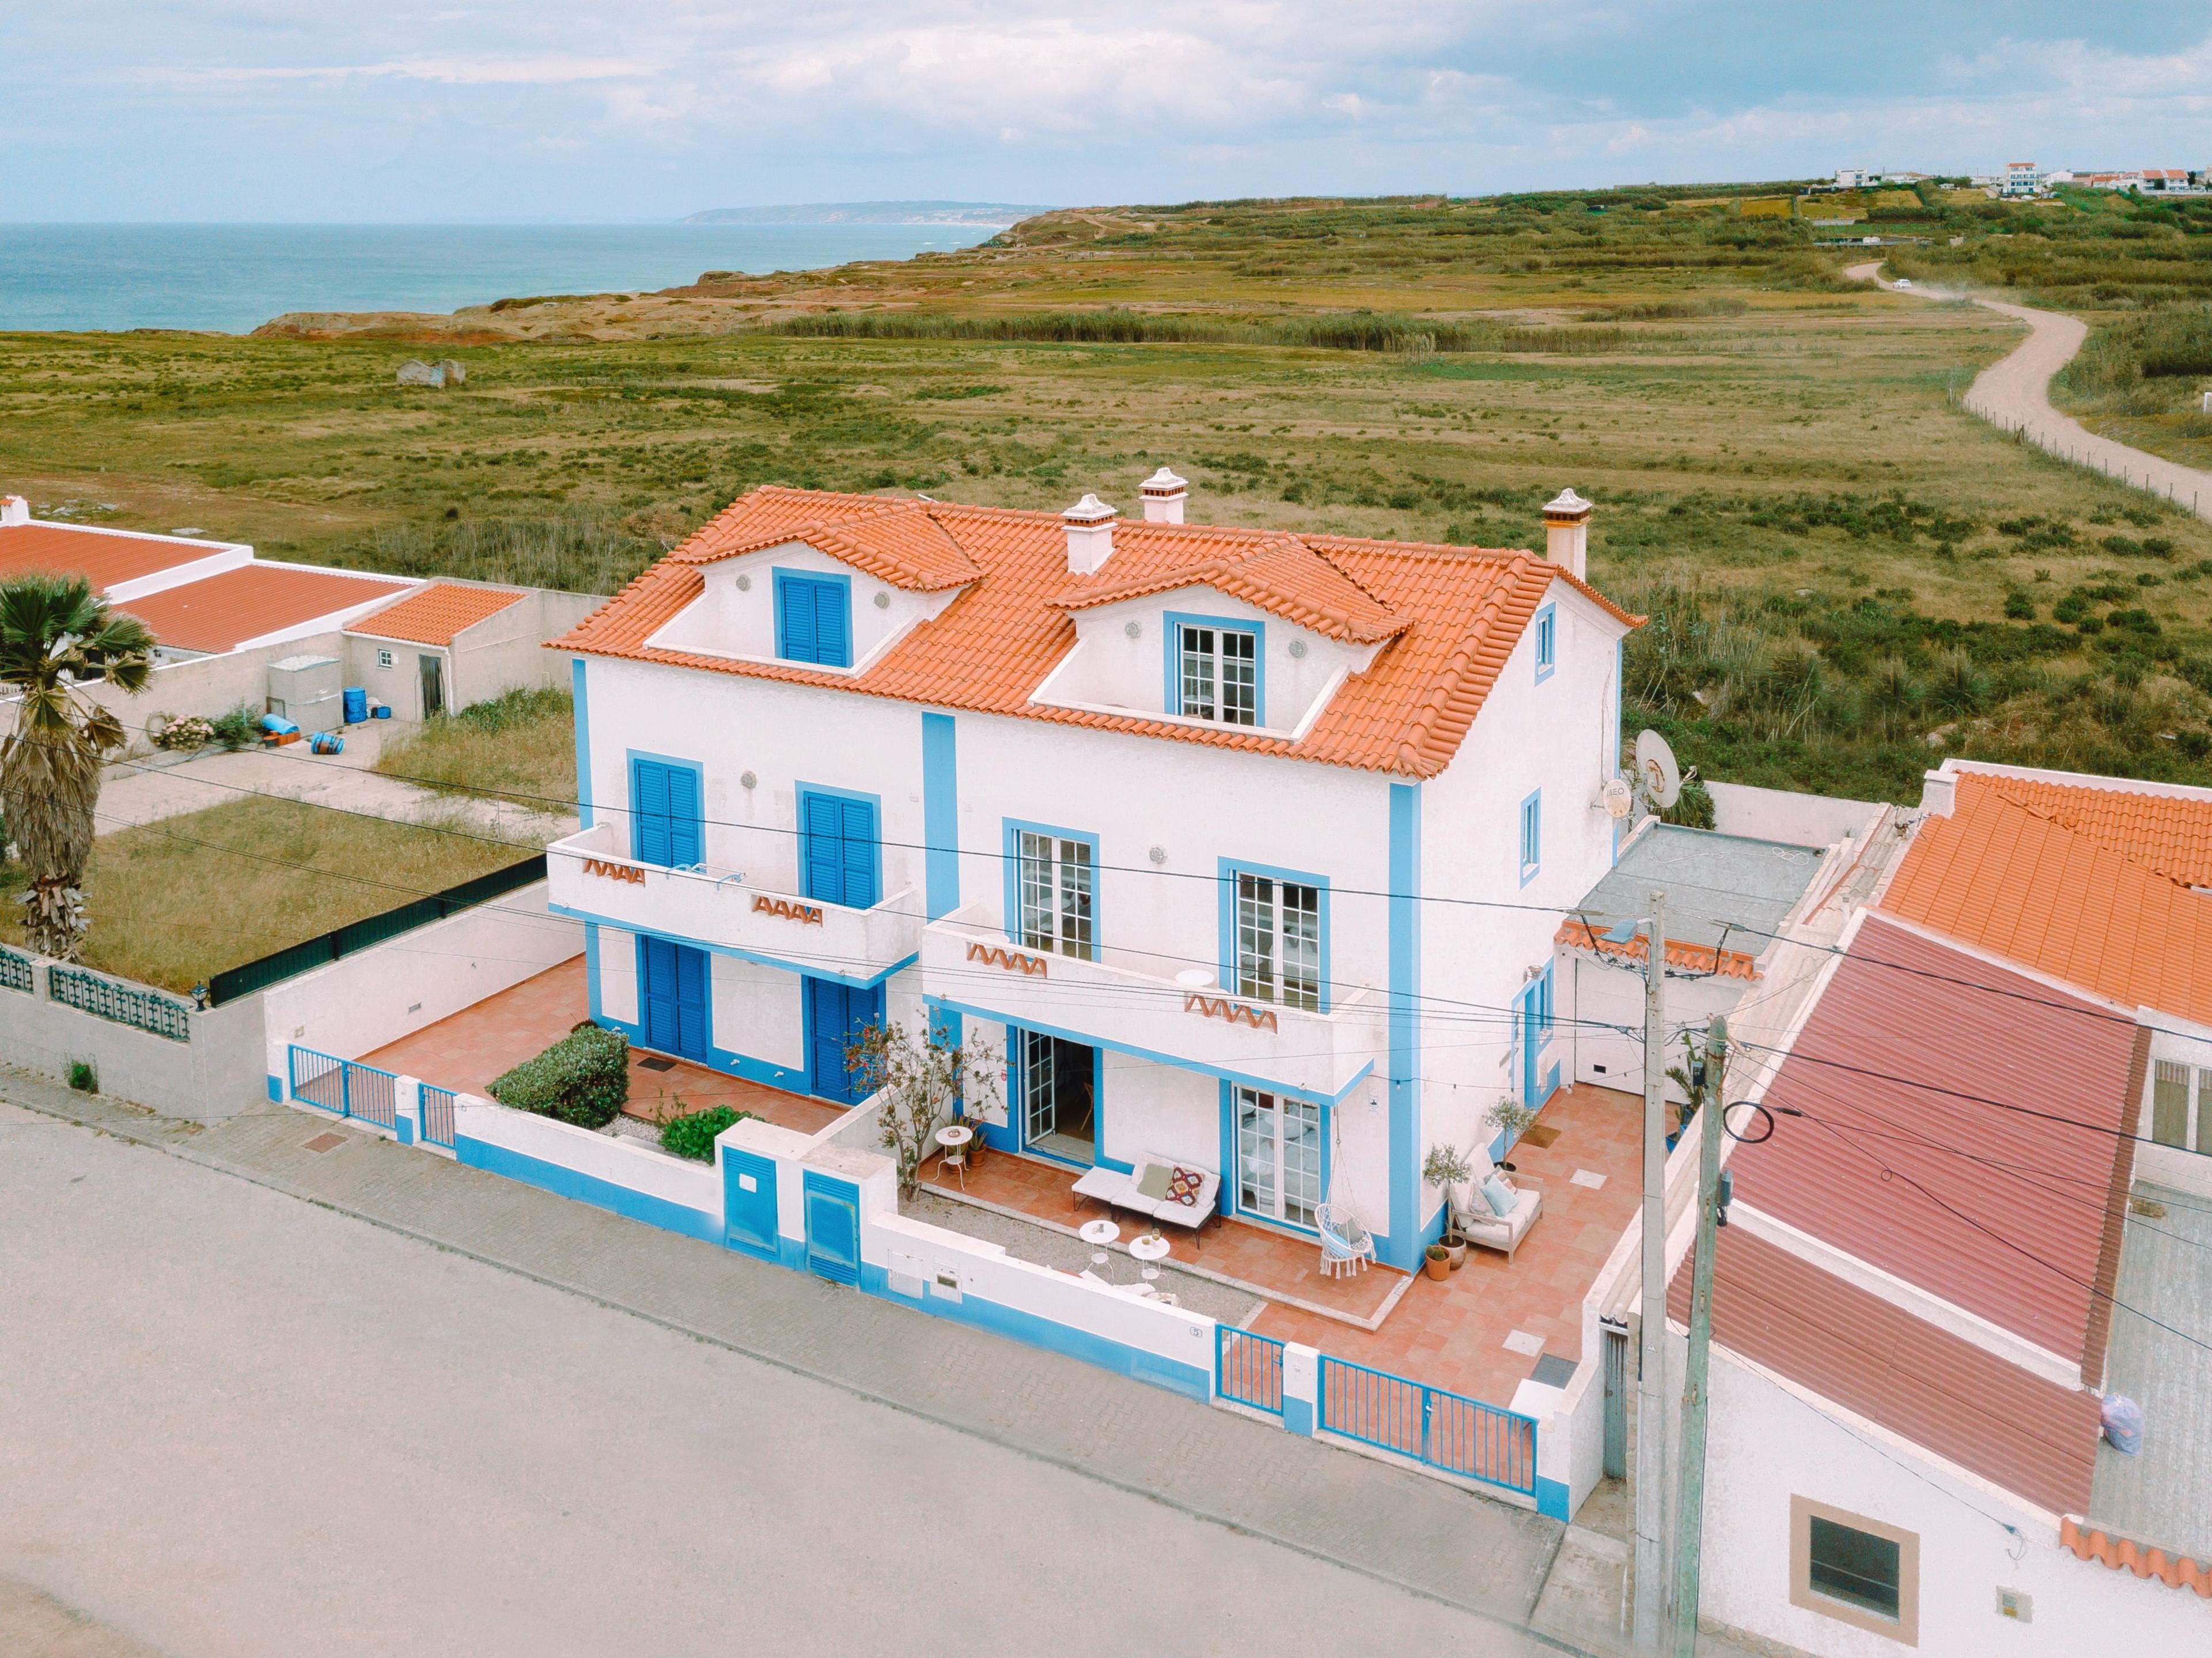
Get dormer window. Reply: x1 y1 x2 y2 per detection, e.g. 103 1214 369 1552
774 570 852 667
1171 617 1260 726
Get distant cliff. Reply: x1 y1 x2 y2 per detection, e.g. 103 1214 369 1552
682 201 1051 226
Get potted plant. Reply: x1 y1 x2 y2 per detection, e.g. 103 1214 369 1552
1423 1242 1452 1281
1483 1096 1541 1172
1423 1143 1475 1269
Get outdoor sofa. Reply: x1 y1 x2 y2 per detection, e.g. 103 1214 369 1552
1072 1151 1220 1246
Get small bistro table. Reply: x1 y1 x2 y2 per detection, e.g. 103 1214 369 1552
1128 1233 1171 1280
933 1123 973 1189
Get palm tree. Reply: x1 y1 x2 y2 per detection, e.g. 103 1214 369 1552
0 574 157 960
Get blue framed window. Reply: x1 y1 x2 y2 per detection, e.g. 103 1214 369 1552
774 569 853 667
1533 603 1556 683
1166 611 1263 726
1003 820 1099 960
798 785 881 909
629 754 703 867
1217 858 1330 1013
1518 789 1541 886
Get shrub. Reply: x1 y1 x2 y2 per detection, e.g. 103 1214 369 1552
208 705 263 751
489 1024 629 1128
67 1059 97 1093
152 714 215 752
658 1104 753 1161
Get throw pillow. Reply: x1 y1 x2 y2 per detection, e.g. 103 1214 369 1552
1482 1175 1517 1218
1166 1166 1205 1206
1134 1162 1174 1201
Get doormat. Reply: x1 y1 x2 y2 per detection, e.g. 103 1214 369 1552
638 1056 677 1072
302 1132 348 1154
1521 1123 1562 1149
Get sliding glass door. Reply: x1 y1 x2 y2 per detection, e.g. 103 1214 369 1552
1235 1087 1321 1229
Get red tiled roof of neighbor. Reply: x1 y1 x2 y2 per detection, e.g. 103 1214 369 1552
2060 1517 2212 1598
558 485 1641 778
1729 914 2142 1376
0 523 216 590
1669 1225 2105 1517
1555 917 1762 980
1887 779 2212 1027
351 581 525 646
119 565 411 653
1964 770 2212 889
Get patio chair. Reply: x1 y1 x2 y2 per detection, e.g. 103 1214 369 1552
1316 1203 1374 1278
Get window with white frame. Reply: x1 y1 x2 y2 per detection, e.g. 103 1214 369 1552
1236 1088 1321 1228
1233 871 1322 1011
1519 791 1541 884
2151 1059 2212 1155
1016 831 1094 960
1177 623 1257 725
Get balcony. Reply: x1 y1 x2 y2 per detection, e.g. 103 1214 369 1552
920 907 1382 1101
546 822 920 982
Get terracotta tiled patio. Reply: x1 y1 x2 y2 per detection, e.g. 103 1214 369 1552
361 957 846 1137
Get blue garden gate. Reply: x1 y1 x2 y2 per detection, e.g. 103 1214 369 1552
725 1147 780 1260
802 1171 861 1285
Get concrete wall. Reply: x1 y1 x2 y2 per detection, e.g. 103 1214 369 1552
2138 1020 2212 1201
0 952 264 1122
0 630 349 754
261 881 582 1082
344 635 445 722
1697 1343 2212 1655
449 589 599 711
453 1093 721 1242
1707 780 1886 850
1559 949 1749 1104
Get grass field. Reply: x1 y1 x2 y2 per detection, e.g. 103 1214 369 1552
373 685 578 806
0 796 536 992
6 187 2212 802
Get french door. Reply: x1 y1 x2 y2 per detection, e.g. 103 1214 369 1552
1016 831 1094 959
1177 623 1257 725
1235 1088 1321 1229
1232 872 1322 1011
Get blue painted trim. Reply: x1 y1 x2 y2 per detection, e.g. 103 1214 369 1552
1214 856 1332 1012
550 900 915 990
396 1112 416 1146
797 779 884 908
772 567 854 667
584 922 603 1020
1164 608 1266 726
1532 603 1556 684
264 1073 282 1102
857 1262 1211 1403
1001 817 1100 948
927 993 1369 1107
456 1135 720 1243
1518 787 1542 888
1536 1477 1571 1521
1386 781 1422 1273
1284 1395 1317 1436
1611 637 1624 866
777 1233 808 1272
921 712 960 921
626 748 706 865
571 657 593 828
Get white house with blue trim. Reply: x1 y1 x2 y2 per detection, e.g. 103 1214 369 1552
544 474 1635 1273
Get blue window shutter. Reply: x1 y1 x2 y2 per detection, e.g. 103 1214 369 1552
779 575 816 661
675 945 708 1057
633 760 670 864
815 581 851 667
837 798 878 906
801 794 841 902
666 766 701 866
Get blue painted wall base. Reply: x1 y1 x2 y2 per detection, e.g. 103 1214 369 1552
1536 1477 1570 1520
1283 1396 1316 1437
456 1135 719 1243
265 1073 283 1102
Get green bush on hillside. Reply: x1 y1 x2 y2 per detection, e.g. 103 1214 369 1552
490 1024 629 1129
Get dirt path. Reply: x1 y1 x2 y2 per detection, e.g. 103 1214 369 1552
1845 260 2212 521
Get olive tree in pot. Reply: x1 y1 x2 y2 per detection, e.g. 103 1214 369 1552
1422 1143 1475 1269
1483 1095 1541 1172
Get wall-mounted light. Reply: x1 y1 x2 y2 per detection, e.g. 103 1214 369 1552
735 574 752 591
1288 638 1308 660
740 770 758 790
874 591 891 610
1149 845 1167 865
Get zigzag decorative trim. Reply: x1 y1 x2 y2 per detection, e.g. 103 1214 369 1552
751 895 824 926
2061 1516 2212 1596
966 941 1048 976
1184 993 1279 1031
582 858 645 886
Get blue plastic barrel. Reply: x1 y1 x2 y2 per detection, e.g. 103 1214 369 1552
260 714 299 736
373 705 392 719
343 686 368 724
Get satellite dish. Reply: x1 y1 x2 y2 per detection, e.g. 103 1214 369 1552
1635 729 1683 809
1602 777 1635 820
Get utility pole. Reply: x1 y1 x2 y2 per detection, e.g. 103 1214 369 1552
1671 1014 1729 1657
1632 890 1670 1649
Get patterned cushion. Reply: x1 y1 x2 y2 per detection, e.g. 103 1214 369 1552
1166 1166 1205 1206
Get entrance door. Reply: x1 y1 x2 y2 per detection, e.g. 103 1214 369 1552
1234 1087 1322 1229
1018 1031 1096 1164
1517 966 1554 1106
805 975 885 1103
800 790 879 909
640 936 709 1060
418 653 445 718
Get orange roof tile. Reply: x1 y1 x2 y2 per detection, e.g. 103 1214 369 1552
1969 771 2212 889
1554 917 1761 980
0 522 222 590
1884 781 2212 1024
556 486 1641 778
119 566 411 654
352 581 526 646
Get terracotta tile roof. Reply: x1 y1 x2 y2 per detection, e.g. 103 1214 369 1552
1049 532 1406 645
1731 914 2142 1372
557 485 1641 778
1969 771 2212 889
1887 781 2212 1027
1554 917 1761 979
2060 1517 2212 1598
0 523 220 590
351 581 526 646
1671 1225 2105 1517
119 565 411 654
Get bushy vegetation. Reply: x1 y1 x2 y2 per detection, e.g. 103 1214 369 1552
375 686 576 808
658 1104 755 1161
488 1023 630 1129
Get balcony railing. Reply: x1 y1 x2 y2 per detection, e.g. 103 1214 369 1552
547 822 920 981
921 907 1381 1100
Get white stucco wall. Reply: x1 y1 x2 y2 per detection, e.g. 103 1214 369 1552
647 542 955 672
1559 951 1749 1104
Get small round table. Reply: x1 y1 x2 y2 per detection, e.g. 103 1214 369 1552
1174 967 1216 990
1129 1233 1171 1274
1078 1218 1120 1247
933 1124 973 1189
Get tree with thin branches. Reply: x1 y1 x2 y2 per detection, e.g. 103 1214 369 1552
0 574 157 960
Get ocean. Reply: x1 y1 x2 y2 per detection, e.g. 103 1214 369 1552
0 222 1007 335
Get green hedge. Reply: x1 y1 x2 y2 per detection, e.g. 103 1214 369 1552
658 1105 755 1162
489 1024 629 1129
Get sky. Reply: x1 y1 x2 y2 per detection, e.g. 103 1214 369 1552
6 2 2211 221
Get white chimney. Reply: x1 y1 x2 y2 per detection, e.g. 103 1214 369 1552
1543 488 1592 581
0 495 28 528
1139 467 1188 525
1062 493 1117 575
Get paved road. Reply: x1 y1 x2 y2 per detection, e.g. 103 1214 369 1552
0 1095 1603 1658
1846 260 2212 521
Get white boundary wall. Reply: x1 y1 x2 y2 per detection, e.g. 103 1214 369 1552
0 952 264 1121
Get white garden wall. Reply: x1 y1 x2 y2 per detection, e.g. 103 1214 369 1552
0 952 264 1122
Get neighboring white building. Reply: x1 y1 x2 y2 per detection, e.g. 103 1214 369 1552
546 476 1638 1271
2005 161 2044 196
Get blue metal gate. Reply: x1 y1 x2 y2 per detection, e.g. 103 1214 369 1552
802 1170 860 1285
1317 1354 1536 1496
1216 1327 1286 1417
725 1148 781 1260
287 1045 399 1131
